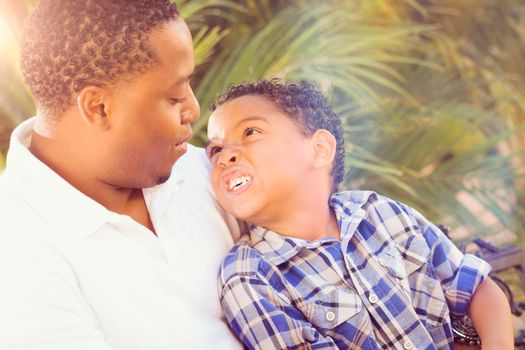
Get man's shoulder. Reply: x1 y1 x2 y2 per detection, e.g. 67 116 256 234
0 175 32 228
173 144 209 175
0 205 69 277
0 174 58 250
166 144 212 193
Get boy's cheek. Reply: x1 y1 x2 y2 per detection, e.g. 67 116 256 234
211 181 221 196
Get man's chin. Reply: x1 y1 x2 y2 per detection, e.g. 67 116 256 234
138 171 172 188
152 163 175 186
155 175 171 185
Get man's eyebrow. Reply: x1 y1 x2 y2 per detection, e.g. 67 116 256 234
175 72 194 85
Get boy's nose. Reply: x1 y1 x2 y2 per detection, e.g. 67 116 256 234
218 148 239 167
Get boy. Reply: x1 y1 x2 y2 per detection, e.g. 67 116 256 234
206 80 513 349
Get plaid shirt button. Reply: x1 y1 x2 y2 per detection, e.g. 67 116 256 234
325 311 336 322
368 293 379 304
403 340 414 349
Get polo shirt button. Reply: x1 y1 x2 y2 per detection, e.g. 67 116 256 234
403 340 414 349
325 311 336 322
368 293 379 304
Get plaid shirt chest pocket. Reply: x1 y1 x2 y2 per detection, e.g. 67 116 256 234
378 239 449 329
297 286 363 330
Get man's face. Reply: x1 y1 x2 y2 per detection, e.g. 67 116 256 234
206 95 314 225
102 19 199 188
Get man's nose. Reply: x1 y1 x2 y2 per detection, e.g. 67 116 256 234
181 87 200 124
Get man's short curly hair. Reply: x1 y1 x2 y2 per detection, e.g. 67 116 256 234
210 80 345 193
20 0 179 116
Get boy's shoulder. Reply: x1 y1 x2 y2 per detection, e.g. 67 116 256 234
331 190 412 219
334 190 431 237
219 235 266 286
337 191 443 246
334 190 434 272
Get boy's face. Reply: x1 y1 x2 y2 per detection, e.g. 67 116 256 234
206 95 314 224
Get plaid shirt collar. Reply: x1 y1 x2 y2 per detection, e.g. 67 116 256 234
248 191 429 274
249 226 335 265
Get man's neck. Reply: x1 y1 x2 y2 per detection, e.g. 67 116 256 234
29 123 155 234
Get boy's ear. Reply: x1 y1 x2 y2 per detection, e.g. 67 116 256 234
76 86 111 131
311 129 337 169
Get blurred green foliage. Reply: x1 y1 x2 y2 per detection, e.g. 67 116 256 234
0 0 524 240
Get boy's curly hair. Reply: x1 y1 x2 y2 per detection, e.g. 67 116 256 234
20 0 179 117
211 80 345 193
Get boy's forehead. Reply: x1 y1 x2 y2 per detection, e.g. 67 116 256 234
211 96 277 123
207 109 265 139
208 95 306 138
223 95 277 112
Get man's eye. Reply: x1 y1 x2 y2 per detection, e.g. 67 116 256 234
170 97 185 104
208 146 223 158
244 128 260 137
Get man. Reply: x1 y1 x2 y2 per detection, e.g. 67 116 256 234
0 1 242 349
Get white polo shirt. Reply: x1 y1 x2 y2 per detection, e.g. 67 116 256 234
0 118 242 350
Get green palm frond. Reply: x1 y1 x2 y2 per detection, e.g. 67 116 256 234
192 26 230 67
344 98 522 237
177 0 246 21
192 2 434 141
0 15 35 154
178 0 247 68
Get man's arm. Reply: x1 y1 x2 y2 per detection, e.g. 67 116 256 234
468 277 513 349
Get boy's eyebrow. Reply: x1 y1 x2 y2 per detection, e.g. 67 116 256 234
234 115 270 129
204 115 270 151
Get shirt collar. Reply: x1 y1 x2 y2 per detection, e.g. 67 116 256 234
3 117 184 240
249 191 429 277
330 190 374 241
248 191 376 265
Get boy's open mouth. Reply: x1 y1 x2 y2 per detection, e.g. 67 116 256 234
228 175 252 192
221 169 254 194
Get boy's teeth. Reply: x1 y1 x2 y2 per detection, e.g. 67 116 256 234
228 176 251 191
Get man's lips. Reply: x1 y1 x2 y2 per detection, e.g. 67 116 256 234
173 131 193 152
176 130 193 146
221 169 253 193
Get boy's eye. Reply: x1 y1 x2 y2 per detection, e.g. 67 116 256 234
208 146 223 158
244 128 260 137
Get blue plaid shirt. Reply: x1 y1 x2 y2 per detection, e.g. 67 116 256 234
219 191 491 350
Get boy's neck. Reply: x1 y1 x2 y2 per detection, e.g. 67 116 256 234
261 205 340 241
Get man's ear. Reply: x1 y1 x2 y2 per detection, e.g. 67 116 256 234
76 86 111 131
311 129 337 169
